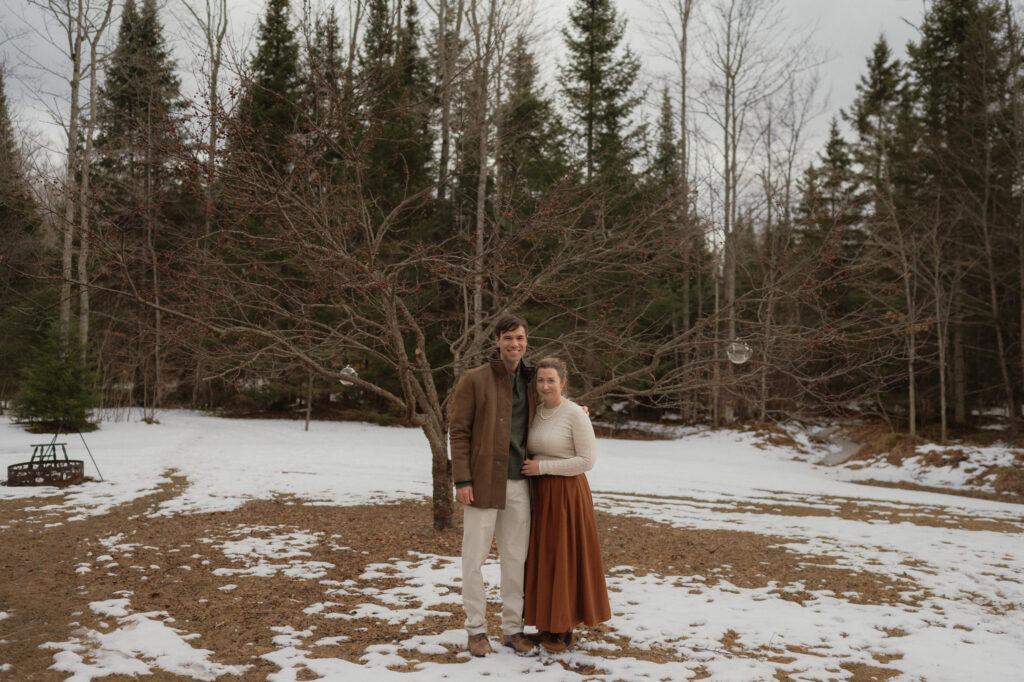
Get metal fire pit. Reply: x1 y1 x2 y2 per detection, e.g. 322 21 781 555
6 442 85 487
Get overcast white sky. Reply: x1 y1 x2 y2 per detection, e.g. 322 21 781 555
0 0 926 163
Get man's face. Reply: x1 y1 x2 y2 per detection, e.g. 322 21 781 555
496 325 528 368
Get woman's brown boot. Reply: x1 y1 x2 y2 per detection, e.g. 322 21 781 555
540 631 571 653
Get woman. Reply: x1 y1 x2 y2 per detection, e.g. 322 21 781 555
520 357 611 653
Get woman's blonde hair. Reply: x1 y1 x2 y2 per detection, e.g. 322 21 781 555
536 357 568 385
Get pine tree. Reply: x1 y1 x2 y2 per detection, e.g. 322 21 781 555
300 6 348 176
844 36 907 198
651 86 679 188
92 0 186 412
358 0 433 209
906 0 1018 424
12 322 99 430
94 0 182 180
0 68 39 255
0 67 48 403
242 0 301 172
559 0 642 183
303 6 345 120
498 35 569 211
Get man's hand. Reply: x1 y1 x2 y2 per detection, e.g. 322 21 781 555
456 486 475 504
520 459 540 476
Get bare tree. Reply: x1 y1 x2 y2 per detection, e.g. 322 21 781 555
18 0 115 345
697 0 808 421
754 71 820 421
180 0 229 240
84 68 696 527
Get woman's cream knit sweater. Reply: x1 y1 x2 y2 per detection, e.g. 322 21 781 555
527 399 597 476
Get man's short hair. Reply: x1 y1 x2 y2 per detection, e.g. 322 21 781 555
493 315 528 339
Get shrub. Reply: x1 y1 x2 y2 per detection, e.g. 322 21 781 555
11 323 98 431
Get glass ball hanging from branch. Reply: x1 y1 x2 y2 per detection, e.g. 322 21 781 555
726 341 752 365
339 365 358 386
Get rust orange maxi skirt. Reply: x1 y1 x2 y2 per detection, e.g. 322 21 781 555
524 473 611 633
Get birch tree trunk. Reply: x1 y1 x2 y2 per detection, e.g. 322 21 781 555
60 0 86 344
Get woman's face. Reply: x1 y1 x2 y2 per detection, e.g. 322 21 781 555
536 367 566 404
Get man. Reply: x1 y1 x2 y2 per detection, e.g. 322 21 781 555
449 315 537 657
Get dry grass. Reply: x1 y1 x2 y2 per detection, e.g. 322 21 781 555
2 473 1019 680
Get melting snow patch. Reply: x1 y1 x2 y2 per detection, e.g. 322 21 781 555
269 626 313 647
89 599 131 618
42 599 249 681
211 526 334 580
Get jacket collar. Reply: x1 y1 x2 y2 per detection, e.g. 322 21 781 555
487 348 535 380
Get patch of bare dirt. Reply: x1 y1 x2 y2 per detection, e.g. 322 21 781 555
598 512 923 607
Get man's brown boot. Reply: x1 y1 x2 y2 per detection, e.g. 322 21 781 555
467 633 493 657
503 632 538 656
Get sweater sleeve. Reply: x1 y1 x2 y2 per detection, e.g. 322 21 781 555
538 407 596 476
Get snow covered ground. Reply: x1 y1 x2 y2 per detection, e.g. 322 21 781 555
2 411 1023 681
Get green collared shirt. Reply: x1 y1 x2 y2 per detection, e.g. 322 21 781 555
507 361 529 480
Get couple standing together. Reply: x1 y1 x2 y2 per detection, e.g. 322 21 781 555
450 315 611 657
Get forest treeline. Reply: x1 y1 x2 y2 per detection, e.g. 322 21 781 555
1 0 1022 523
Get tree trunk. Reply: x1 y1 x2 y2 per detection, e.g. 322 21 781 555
428 428 454 530
934 271 948 442
473 65 488 331
60 0 86 345
146 121 162 414
902 262 916 436
304 373 313 431
953 317 967 424
712 263 721 427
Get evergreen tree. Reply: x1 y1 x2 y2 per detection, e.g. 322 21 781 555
0 68 39 261
241 0 302 172
650 86 679 188
12 323 98 429
303 7 345 119
559 0 642 183
844 36 907 197
358 0 434 209
300 7 348 175
797 120 866 307
0 67 48 402
905 0 1019 422
92 0 188 411
497 35 569 212
94 0 182 180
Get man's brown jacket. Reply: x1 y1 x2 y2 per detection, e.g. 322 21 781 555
449 353 537 509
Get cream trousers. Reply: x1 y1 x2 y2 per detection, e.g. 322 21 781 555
461 478 531 637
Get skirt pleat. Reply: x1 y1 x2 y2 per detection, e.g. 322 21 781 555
524 474 611 632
